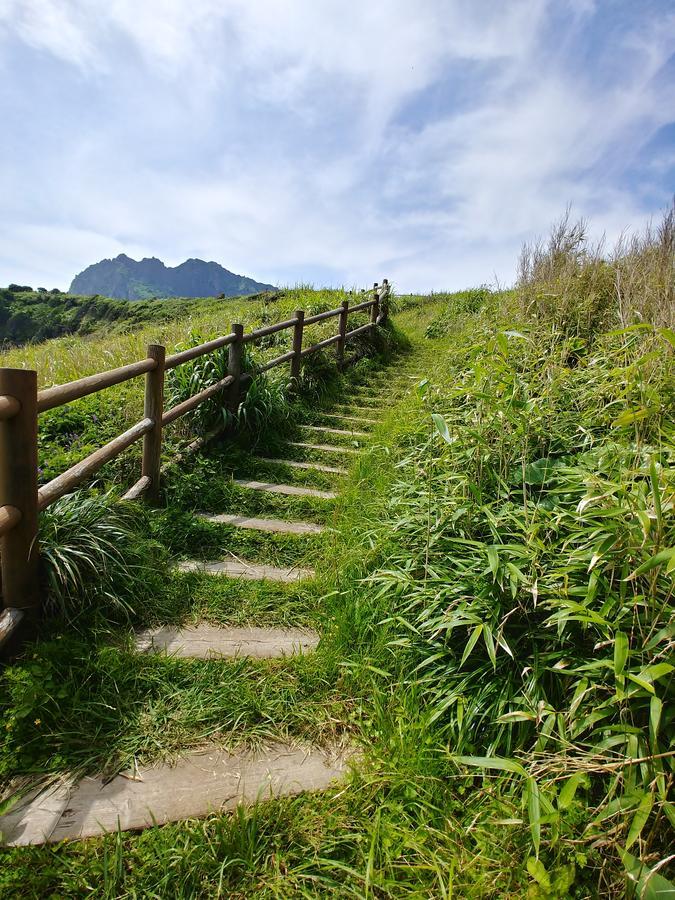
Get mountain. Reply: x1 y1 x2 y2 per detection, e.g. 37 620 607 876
69 255 276 300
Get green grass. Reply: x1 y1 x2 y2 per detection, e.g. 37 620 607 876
1 261 673 897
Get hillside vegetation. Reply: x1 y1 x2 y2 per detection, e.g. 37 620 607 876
0 208 673 897
0 285 277 348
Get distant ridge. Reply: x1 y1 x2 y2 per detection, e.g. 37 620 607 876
69 255 276 300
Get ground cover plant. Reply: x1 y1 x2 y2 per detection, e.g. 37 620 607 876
0 212 673 896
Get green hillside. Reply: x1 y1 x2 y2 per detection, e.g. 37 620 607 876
0 210 673 897
0 286 275 348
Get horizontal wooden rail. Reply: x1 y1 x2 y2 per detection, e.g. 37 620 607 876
0 504 21 537
242 318 299 343
164 332 237 370
37 358 157 414
344 322 374 340
303 307 343 326
346 299 376 314
301 333 342 357
121 475 151 502
257 350 296 374
162 375 234 426
37 417 154 511
0 395 21 420
0 277 391 624
0 607 24 650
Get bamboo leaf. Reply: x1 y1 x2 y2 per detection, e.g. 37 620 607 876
614 631 629 677
626 548 675 580
487 545 499 578
460 624 483 667
558 773 585 810
454 755 528 777
431 413 452 444
526 777 541 858
612 407 656 427
483 625 497 669
620 850 675 900
649 696 662 748
497 711 536 723
625 792 653 850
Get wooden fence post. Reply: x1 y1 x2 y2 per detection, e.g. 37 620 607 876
0 368 39 612
141 344 165 504
370 289 380 325
290 310 304 383
380 278 390 324
227 323 244 416
336 300 349 367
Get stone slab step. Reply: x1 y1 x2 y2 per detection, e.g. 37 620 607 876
319 413 379 426
177 559 314 582
288 442 358 455
198 513 324 535
136 625 319 658
233 479 337 499
258 457 348 475
0 742 350 845
303 425 368 437
340 397 384 415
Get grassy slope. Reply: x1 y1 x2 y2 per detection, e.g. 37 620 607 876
0 304 536 899
1 291 673 897
0 288 286 348
0 287 375 483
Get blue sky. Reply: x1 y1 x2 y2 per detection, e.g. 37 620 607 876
0 0 673 293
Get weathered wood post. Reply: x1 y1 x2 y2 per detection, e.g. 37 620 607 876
0 369 39 613
141 344 165 503
336 300 349 367
379 278 390 324
370 289 380 325
290 310 304 384
227 323 244 417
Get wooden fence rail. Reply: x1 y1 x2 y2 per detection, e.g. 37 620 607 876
0 280 390 642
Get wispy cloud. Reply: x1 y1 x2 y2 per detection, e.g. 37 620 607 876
0 0 673 291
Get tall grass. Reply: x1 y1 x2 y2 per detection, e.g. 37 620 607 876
365 291 674 892
517 201 674 337
39 490 167 622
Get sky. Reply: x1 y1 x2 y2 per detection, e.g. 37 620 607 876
0 1 673 294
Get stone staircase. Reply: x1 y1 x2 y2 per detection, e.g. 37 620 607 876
0 360 423 846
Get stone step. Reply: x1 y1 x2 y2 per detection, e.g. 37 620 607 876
303 425 368 438
233 479 336 499
258 457 348 475
136 624 319 658
342 397 378 413
198 513 324 535
177 559 314 582
0 742 350 845
318 413 379 426
288 442 358 455
338 402 380 413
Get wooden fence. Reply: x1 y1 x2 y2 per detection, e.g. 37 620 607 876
0 280 389 645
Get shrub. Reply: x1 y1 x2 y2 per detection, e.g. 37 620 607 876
368 309 674 874
39 491 167 622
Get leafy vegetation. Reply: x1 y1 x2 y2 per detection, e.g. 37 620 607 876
0 212 673 897
0 285 278 348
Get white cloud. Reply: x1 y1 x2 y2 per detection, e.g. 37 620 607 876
0 0 673 292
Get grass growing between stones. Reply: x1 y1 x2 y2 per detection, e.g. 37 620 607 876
2 231 673 896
